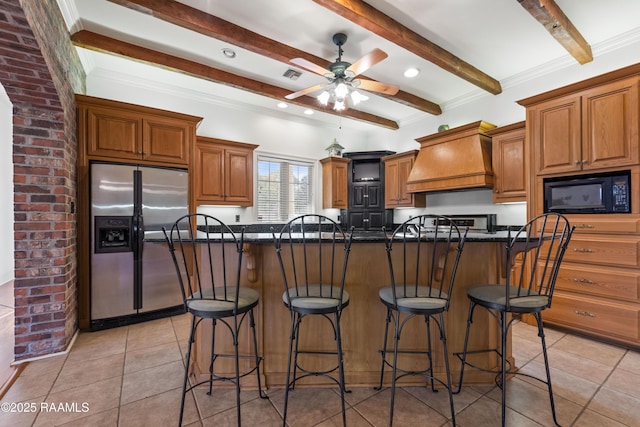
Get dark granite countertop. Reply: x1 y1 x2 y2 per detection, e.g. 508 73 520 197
145 229 515 243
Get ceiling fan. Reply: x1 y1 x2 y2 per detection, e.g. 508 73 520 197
285 33 400 110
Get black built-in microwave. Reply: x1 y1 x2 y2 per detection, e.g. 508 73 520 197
543 171 630 214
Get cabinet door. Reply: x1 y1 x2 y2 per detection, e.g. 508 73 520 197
367 211 386 230
530 94 581 175
331 162 349 208
351 184 366 209
493 127 526 202
396 156 415 205
87 107 141 160
384 160 400 207
142 117 191 165
224 148 253 205
365 183 382 209
581 77 639 170
321 159 349 209
348 211 365 230
194 142 225 203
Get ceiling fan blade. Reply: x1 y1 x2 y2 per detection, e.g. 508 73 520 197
345 48 388 77
355 79 399 96
290 58 331 77
285 83 327 100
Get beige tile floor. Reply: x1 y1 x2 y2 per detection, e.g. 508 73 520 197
1 313 639 426
0 280 15 390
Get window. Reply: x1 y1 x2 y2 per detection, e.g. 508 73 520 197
257 155 314 222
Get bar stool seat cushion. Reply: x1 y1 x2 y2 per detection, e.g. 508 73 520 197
468 284 549 311
379 286 447 311
187 287 259 317
283 284 349 311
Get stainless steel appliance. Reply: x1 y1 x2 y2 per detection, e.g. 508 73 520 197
419 214 497 233
90 162 188 329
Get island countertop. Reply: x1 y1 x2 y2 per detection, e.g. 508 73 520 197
145 229 515 243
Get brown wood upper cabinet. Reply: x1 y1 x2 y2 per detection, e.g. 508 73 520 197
320 157 350 209
527 76 639 175
382 151 426 208
78 95 200 166
194 137 257 206
487 122 526 203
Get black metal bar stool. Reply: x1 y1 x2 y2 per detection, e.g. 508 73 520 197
163 213 266 426
454 212 574 427
375 215 467 426
272 214 354 427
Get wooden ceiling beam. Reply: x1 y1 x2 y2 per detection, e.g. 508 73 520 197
518 0 592 64
312 0 502 95
106 0 441 115
71 30 399 130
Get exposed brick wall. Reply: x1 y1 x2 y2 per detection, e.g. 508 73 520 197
0 0 85 359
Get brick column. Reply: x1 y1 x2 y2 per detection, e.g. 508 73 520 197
0 0 84 360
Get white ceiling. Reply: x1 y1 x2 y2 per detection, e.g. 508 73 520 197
57 0 640 129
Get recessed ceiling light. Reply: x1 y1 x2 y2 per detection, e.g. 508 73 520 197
404 67 420 78
304 109 314 115
277 102 288 109
222 48 236 58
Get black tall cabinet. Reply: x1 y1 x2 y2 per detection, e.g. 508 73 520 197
340 151 394 231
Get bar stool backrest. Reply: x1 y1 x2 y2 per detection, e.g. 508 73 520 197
384 215 468 312
273 214 354 311
163 213 244 313
504 212 574 311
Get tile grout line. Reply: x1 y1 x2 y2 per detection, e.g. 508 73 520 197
567 347 630 427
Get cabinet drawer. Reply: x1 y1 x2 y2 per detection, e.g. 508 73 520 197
562 235 640 267
566 215 640 234
551 263 640 302
545 292 639 341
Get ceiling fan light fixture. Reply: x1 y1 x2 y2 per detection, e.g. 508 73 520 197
350 90 368 106
334 98 346 111
317 90 331 105
334 82 349 98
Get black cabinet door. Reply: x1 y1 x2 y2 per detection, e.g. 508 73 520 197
351 183 381 209
366 183 382 209
351 184 366 209
368 211 385 229
348 211 365 229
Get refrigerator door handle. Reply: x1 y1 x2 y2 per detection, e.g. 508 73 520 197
133 170 143 310
133 214 144 310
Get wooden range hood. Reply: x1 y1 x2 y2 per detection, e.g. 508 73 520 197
406 121 496 193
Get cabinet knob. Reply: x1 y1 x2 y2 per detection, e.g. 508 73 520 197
582 160 588 164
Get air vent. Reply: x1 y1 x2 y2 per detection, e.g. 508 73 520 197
283 69 302 80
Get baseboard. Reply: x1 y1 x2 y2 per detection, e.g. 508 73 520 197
0 363 25 400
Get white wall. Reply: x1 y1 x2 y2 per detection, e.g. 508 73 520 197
0 84 14 285
84 35 640 226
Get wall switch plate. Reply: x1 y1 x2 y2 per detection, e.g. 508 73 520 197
235 214 240 223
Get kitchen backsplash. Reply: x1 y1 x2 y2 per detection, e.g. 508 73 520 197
197 188 527 228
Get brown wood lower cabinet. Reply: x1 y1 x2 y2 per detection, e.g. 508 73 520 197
534 215 640 349
190 240 514 388
545 291 640 342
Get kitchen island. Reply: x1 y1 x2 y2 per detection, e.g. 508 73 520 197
186 232 515 390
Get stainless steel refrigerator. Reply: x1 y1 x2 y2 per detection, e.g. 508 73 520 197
90 162 188 329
